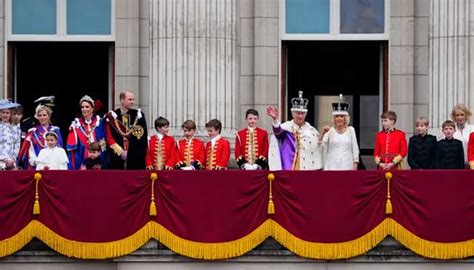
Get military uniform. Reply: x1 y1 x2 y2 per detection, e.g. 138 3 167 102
235 127 269 169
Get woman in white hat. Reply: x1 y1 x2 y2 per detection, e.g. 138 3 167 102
322 95 359 170
0 99 21 170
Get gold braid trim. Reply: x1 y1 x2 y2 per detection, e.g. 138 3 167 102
110 143 124 156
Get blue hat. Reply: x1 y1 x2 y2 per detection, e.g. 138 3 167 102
0 99 20 110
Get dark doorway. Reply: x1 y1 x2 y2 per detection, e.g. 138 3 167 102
284 41 386 155
10 42 112 139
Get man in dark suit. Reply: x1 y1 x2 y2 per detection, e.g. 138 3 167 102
105 91 148 170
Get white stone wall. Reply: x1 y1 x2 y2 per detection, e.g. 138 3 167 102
389 0 431 136
429 0 474 129
115 0 151 118
389 0 416 135
148 0 238 138
239 0 279 131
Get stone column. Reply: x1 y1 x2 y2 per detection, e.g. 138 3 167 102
149 0 237 138
429 0 474 128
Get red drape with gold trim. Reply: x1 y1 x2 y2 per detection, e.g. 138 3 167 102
1 170 474 260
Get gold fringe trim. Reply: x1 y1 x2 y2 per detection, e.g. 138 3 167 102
0 221 37 257
388 218 474 259
156 220 272 260
4 219 474 260
271 219 390 259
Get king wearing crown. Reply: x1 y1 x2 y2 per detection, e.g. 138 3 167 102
267 91 326 170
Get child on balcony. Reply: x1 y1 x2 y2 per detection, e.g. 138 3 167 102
80 142 104 170
374 111 407 170
407 117 437 169
146 117 177 170
36 131 68 170
205 119 230 170
175 120 205 170
434 120 464 169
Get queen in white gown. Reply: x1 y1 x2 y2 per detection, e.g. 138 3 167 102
322 95 359 170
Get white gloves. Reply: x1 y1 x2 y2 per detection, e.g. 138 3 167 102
181 166 195 170
243 163 261 170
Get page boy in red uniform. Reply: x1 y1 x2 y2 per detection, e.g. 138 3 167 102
205 119 230 170
146 117 177 170
235 109 269 170
175 120 205 170
374 111 408 170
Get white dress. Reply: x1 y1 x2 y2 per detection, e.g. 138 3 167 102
36 146 69 170
453 123 474 164
322 126 359 170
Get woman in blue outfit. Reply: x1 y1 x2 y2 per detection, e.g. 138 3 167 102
66 95 107 170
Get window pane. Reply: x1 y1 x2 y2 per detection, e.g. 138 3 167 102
286 0 329 34
12 0 56 34
67 0 111 35
359 95 379 148
340 0 384 34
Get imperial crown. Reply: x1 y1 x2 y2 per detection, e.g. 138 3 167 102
291 91 309 112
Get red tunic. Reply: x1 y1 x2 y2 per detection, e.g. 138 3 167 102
175 137 206 169
374 129 408 170
468 132 474 169
145 134 177 170
205 137 230 170
235 127 269 169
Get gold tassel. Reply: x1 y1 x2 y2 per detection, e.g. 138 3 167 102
267 199 275 214
33 200 40 215
385 199 392 214
267 173 275 215
33 173 42 215
385 172 393 215
149 201 157 216
149 172 158 217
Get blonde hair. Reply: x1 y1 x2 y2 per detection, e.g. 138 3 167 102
35 105 52 118
451 104 472 120
332 115 350 126
415 117 429 126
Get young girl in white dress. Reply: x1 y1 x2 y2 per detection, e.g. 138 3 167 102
36 131 69 170
322 95 359 170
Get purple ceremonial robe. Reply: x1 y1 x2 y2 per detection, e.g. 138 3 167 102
270 121 322 171
273 125 297 170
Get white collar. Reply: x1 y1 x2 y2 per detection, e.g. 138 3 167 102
157 133 164 141
211 135 221 145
